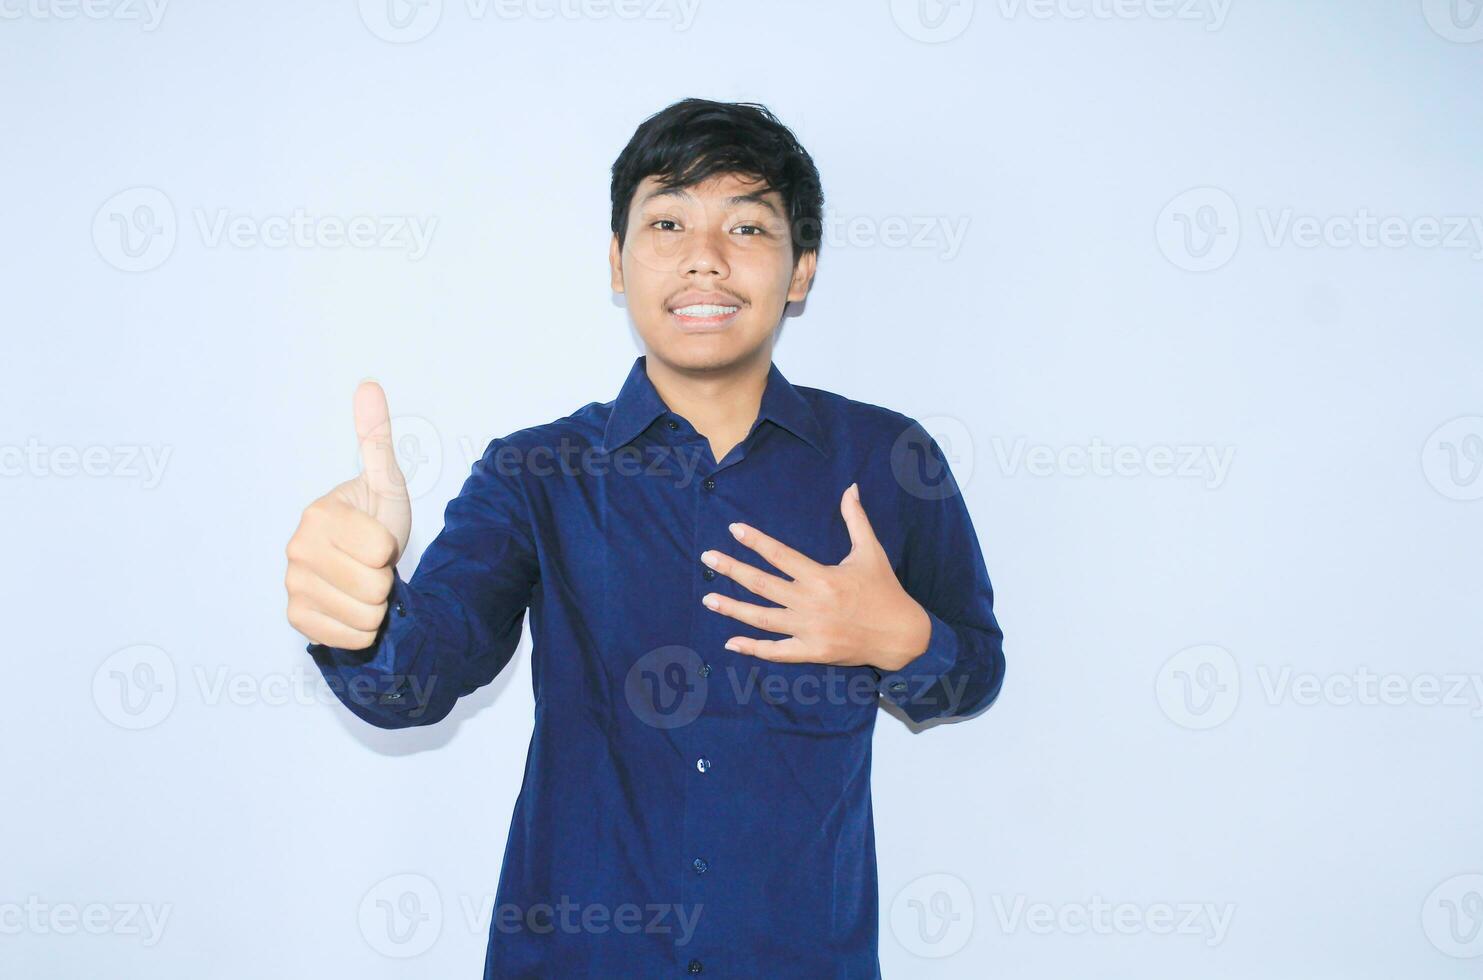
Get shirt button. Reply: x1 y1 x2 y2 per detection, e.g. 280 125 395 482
696 757 711 773
699 663 712 678
702 567 716 581
702 477 716 491
393 601 406 617
687 960 704 974
666 418 680 430
889 680 907 693
692 857 708 874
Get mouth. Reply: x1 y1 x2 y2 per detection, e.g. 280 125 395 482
668 300 743 332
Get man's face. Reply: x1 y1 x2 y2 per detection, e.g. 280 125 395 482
610 171 816 373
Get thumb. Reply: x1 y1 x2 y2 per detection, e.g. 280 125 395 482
353 380 407 503
840 482 879 557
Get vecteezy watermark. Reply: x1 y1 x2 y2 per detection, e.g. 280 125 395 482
622 646 972 729
91 645 441 730
889 0 975 42
1421 0 1483 43
1157 187 1483 271
1157 645 1483 729
358 0 701 43
353 414 444 501
360 873 442 958
811 209 971 261
357 873 703 958
0 439 172 488
1156 187 1240 272
1423 874 1483 958
989 894 1236 947
1421 416 1483 502
474 436 709 490
990 436 1235 489
891 416 973 501
0 897 172 946
92 187 437 271
890 873 974 958
992 0 1231 31
1257 666 1483 715
0 0 169 30
460 895 703 944
1156 644 1241 730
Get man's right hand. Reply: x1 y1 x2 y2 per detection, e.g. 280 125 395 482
285 381 414 649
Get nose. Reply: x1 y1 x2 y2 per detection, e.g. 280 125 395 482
679 224 731 279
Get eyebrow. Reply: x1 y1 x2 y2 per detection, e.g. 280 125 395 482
638 186 781 216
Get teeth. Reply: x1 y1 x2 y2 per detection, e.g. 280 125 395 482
673 304 739 317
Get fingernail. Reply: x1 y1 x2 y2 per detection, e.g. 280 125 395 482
848 481 859 501
700 551 718 567
729 523 745 540
724 639 740 652
703 594 719 609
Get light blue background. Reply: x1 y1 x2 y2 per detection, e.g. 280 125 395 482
4 1 1481 977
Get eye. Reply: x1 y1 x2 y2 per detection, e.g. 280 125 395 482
732 224 766 236
651 219 681 232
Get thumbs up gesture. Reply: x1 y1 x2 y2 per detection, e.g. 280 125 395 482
285 381 413 649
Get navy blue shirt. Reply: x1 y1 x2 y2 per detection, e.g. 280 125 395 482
308 354 1006 978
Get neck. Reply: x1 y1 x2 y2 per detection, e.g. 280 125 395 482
645 346 772 461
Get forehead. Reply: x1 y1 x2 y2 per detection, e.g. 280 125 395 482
632 171 785 212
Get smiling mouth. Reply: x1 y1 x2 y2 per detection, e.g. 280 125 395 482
669 303 742 330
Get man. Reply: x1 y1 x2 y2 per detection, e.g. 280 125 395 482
285 98 1006 978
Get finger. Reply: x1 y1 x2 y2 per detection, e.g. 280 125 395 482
839 482 880 556
321 498 399 568
724 635 808 662
353 380 408 503
727 521 822 579
701 592 798 636
287 563 390 632
299 541 392 604
287 601 380 650
701 549 795 604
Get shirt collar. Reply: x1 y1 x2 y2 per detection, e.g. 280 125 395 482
601 354 829 458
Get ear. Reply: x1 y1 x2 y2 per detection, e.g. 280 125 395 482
609 234 625 293
786 248 817 303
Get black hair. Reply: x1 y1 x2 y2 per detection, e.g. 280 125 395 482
610 98 824 263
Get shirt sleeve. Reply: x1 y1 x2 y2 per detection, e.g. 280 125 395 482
305 437 540 729
873 421 1006 723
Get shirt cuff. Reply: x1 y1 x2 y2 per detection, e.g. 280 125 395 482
873 606 960 709
305 569 421 709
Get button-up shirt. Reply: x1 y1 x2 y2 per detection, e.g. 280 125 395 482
307 354 1006 978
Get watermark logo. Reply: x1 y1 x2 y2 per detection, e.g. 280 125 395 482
359 0 443 42
93 187 437 270
360 873 442 958
1156 644 1239 730
624 645 708 729
1423 874 1483 958
1156 187 1240 272
1421 416 1483 501
93 187 176 273
892 416 973 501
890 0 976 43
353 414 444 501
890 872 974 958
1421 0 1483 42
92 644 177 730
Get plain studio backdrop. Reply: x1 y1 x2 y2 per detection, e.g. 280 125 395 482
3 1 1481 977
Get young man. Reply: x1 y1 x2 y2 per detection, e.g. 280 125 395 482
285 98 1006 978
